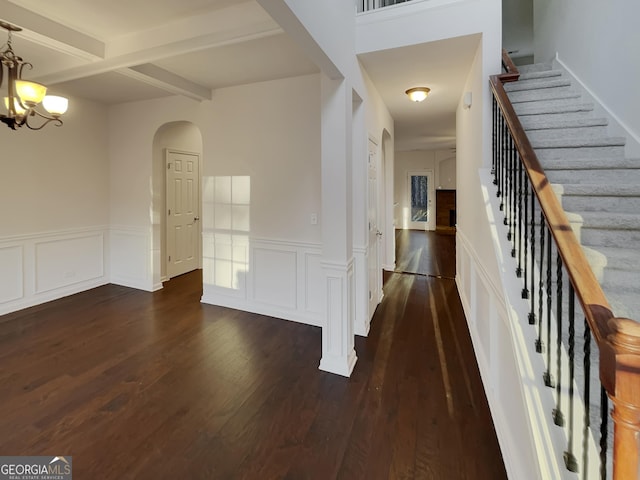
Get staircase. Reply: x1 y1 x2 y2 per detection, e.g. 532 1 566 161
504 64 640 320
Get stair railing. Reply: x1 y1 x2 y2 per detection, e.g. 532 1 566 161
490 49 640 480
358 0 412 13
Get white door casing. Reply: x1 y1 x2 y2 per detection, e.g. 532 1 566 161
166 150 200 279
367 139 382 318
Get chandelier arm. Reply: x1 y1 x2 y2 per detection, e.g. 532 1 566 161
24 109 63 130
25 117 63 130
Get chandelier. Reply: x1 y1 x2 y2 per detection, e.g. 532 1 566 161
0 21 68 130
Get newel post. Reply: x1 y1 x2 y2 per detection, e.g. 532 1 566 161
605 318 640 480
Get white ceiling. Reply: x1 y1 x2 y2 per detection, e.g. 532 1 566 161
358 34 481 151
1 1 528 151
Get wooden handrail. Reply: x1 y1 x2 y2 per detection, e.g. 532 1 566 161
490 55 640 479
500 48 520 83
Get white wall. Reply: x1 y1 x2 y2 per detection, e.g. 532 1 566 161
534 0 640 155
201 73 324 326
107 73 325 325
109 95 205 291
0 95 110 315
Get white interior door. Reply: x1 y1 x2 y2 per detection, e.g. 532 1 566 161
166 150 200 279
368 139 382 316
407 170 435 231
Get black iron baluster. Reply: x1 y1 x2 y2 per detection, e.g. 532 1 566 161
553 252 564 425
511 150 524 262
505 132 512 231
528 183 536 323
509 136 516 243
600 387 609 480
512 143 518 252
564 285 578 472
583 320 591 480
492 98 497 182
498 115 505 209
536 211 545 353
543 228 554 387
521 167 529 297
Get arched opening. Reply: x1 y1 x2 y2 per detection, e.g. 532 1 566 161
151 121 203 287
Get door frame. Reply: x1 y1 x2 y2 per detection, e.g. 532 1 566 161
164 148 202 280
407 169 435 231
367 137 382 318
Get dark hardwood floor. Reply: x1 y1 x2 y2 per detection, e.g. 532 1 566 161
394 229 456 279
0 232 506 480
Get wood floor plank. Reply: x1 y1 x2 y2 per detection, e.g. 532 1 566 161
0 233 506 479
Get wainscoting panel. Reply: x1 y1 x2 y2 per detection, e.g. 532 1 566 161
458 172 571 480
303 251 323 316
110 226 152 291
0 245 24 305
352 246 370 336
201 237 323 327
35 234 104 294
253 247 297 309
0 227 109 317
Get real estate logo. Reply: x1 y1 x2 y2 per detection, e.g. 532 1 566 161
0 456 72 480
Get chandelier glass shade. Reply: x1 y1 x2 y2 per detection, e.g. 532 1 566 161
405 87 431 102
0 21 68 130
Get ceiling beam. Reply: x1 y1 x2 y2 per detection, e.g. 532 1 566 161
0 0 104 59
124 64 211 102
35 22 282 87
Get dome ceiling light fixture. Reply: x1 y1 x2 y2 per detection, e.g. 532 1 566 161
0 21 69 130
405 87 431 103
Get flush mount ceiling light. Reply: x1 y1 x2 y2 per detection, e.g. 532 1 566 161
405 87 431 102
0 21 68 130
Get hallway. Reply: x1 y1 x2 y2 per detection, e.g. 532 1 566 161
0 231 506 479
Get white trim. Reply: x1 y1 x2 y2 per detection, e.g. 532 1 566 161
0 226 109 317
201 236 324 327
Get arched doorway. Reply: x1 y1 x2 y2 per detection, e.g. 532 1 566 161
151 122 203 286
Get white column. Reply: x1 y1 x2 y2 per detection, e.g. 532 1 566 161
319 73 357 377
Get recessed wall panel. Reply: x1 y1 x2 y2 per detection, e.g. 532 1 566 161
0 246 24 303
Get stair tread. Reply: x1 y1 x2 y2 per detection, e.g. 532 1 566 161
522 116 608 131
505 78 572 92
543 157 640 170
516 63 553 74
605 291 640 318
571 210 640 229
510 92 581 104
593 245 640 263
515 100 594 115
517 70 563 81
532 136 626 149
559 184 640 196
